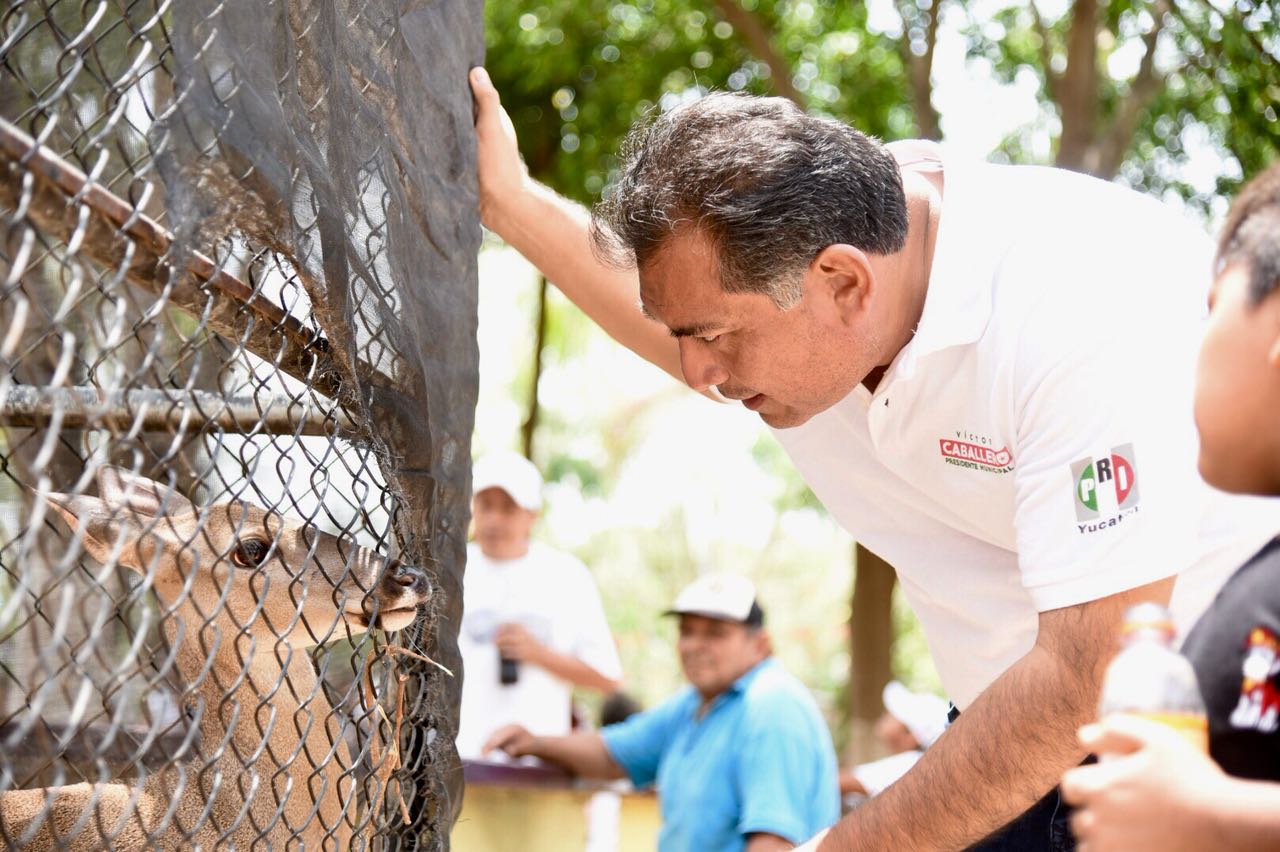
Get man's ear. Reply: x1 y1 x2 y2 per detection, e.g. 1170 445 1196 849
751 628 774 658
1267 291 1280 367
810 244 875 322
41 491 162 573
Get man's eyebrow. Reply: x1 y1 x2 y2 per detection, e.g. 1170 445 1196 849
665 322 723 339
638 299 724 338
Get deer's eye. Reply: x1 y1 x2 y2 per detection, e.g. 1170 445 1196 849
232 539 271 568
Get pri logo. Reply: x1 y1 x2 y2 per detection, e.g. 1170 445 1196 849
1070 444 1139 523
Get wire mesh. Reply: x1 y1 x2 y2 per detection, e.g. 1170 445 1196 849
0 1 481 848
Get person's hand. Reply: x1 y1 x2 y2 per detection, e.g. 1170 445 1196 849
468 66 529 229
1061 714 1230 852
495 622 547 664
481 723 537 758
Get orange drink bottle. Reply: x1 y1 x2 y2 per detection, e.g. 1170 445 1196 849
1098 602 1209 754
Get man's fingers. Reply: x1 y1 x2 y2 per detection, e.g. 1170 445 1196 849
469 66 500 112
469 65 492 95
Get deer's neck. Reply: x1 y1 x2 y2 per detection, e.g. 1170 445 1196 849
164 617 354 848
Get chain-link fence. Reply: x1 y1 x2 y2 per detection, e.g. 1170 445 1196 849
0 1 480 848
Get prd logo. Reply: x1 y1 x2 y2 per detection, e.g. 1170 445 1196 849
1070 444 1139 522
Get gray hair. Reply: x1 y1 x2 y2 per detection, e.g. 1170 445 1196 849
590 92 909 309
1218 162 1280 304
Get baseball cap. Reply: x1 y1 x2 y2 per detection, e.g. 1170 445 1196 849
666 573 764 627
882 681 948 748
472 451 543 512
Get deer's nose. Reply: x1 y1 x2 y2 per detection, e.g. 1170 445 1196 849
383 560 429 597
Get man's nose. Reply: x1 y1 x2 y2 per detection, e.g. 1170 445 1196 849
677 337 729 392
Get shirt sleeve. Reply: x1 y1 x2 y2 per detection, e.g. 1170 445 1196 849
599 691 688 788
734 692 832 844
1009 236 1212 612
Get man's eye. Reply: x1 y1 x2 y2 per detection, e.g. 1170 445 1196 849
232 539 271 567
700 334 721 344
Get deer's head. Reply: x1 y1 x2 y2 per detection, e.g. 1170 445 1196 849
43 466 430 647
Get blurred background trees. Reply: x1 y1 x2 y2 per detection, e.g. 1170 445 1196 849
474 0 1277 762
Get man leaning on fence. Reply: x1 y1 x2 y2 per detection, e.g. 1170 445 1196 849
485 574 840 852
468 66 1279 851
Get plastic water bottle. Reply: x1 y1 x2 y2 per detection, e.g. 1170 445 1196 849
1098 602 1208 752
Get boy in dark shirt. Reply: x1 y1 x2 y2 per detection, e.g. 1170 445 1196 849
1060 163 1280 850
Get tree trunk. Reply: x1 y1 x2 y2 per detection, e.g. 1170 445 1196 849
1055 0 1100 171
845 543 897 765
898 0 943 140
520 275 549 460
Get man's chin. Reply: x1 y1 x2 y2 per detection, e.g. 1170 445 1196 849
757 406 815 429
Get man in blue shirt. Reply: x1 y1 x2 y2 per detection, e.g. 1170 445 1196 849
483 573 840 851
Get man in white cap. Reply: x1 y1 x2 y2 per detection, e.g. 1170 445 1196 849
455 451 623 759
485 573 840 851
839 682 949 801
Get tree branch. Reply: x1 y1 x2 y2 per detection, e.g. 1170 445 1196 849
710 0 807 108
1056 0 1100 171
1093 0 1170 178
897 0 944 139
1031 0 1061 105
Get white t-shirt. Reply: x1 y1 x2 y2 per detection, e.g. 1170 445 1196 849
775 148 1279 709
456 541 622 759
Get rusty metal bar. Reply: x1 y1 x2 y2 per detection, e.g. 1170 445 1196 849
1 385 358 437
0 118 367 400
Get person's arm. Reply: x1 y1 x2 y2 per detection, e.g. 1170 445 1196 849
483 724 627 780
746 833 796 851
816 576 1173 851
469 66 684 383
1062 714 1280 852
495 623 621 693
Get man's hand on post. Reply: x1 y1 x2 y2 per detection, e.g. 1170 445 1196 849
468 66 528 229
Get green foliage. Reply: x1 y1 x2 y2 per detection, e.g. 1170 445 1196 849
1138 0 1279 204
487 0 1276 209
484 0 912 203
964 0 1278 211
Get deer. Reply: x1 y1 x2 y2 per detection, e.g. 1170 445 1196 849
0 466 431 850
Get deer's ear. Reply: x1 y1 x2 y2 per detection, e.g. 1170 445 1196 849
96 466 195 518
42 492 164 572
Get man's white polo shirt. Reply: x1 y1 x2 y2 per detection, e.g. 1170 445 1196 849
774 151 1278 709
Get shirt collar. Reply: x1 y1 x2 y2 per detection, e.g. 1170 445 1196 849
889 150 995 382
726 656 774 696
